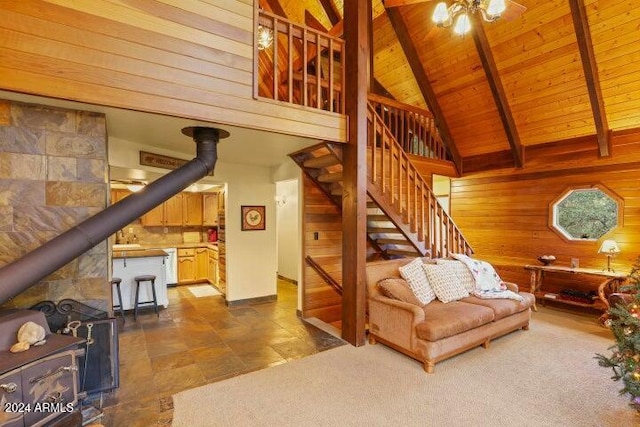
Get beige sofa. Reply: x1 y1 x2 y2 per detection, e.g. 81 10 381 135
366 257 535 373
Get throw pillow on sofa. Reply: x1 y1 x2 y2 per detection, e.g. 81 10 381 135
377 278 423 306
436 259 476 292
422 263 469 303
398 258 436 305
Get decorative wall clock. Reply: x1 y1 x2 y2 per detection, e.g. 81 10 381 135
241 205 265 231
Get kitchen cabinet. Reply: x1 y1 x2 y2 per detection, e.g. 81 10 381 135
207 248 218 286
141 193 184 226
183 193 203 226
110 189 131 204
177 248 196 284
195 247 208 281
202 192 219 226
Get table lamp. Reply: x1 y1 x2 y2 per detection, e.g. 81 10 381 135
598 239 620 272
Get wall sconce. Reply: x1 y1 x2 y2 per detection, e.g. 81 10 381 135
598 239 620 272
257 25 273 51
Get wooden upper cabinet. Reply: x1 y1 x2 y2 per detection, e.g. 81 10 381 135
141 193 183 226
203 193 219 226
110 189 131 204
183 193 203 226
164 193 183 226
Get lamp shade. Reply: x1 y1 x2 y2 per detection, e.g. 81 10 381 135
432 2 450 25
598 239 620 254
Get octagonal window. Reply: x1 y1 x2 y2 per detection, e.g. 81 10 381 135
550 185 623 241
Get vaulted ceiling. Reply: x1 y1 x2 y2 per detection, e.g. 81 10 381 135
260 0 640 174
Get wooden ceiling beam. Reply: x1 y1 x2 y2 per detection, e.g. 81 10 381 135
305 10 328 32
471 15 523 168
568 0 611 158
384 7 462 173
263 0 287 18
318 0 341 26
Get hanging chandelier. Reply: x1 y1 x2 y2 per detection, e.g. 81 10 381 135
432 0 507 35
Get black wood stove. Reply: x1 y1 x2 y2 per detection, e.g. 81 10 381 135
0 310 84 427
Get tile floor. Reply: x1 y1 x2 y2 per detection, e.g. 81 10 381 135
94 280 345 426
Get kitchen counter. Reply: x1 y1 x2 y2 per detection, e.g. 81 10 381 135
112 249 168 259
113 243 217 251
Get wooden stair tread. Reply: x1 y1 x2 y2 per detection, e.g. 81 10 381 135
376 238 412 245
367 227 400 233
367 214 390 222
386 249 420 256
304 154 340 169
318 171 343 183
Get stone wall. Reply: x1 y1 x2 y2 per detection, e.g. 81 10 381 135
0 99 110 311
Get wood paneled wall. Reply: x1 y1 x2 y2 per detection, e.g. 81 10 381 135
0 0 345 141
452 134 640 295
302 175 342 323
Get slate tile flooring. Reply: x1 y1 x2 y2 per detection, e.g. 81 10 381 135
96 280 345 426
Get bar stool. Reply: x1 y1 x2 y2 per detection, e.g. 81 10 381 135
111 277 125 323
133 274 159 321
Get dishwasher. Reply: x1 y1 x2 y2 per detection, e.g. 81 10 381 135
164 248 178 286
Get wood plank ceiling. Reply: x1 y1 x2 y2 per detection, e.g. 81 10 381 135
263 0 640 174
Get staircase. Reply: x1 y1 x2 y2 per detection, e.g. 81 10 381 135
290 97 473 263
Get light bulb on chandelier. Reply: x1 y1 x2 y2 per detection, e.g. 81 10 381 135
432 0 509 35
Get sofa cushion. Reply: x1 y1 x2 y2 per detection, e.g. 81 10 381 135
377 278 422 306
399 258 436 305
415 301 495 341
460 292 535 320
436 259 476 292
422 263 469 303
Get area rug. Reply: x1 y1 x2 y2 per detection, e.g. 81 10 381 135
187 285 221 298
172 308 639 426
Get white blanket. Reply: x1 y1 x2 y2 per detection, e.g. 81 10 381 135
452 254 525 302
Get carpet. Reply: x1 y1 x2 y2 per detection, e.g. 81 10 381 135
172 308 639 426
187 285 221 298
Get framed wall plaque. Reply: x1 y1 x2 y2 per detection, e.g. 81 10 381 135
241 205 265 231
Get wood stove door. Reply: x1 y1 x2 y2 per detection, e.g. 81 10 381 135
0 369 23 427
21 351 79 427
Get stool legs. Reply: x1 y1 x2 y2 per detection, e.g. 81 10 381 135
150 278 159 317
114 282 126 323
134 280 141 321
133 277 159 321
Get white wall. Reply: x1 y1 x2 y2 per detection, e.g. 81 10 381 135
276 180 299 282
109 138 277 302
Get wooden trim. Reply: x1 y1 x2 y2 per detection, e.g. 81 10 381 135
568 0 611 158
342 0 369 347
471 16 523 169
264 0 287 18
226 294 277 307
384 6 462 173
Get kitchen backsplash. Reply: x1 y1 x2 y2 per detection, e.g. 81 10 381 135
114 219 207 246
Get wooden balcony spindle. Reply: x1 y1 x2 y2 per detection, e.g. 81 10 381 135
329 38 334 112
272 18 279 101
303 28 308 107
316 32 322 109
288 24 293 103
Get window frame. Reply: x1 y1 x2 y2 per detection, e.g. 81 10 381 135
548 183 624 243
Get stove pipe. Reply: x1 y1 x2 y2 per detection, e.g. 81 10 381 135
0 126 228 305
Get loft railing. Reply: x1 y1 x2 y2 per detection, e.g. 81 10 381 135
367 94 448 162
367 102 472 257
255 9 345 113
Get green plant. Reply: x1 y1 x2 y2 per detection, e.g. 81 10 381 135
596 256 640 411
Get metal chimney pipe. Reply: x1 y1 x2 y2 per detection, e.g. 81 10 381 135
0 126 228 305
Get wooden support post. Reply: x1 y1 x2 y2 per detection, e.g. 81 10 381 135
341 0 370 346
